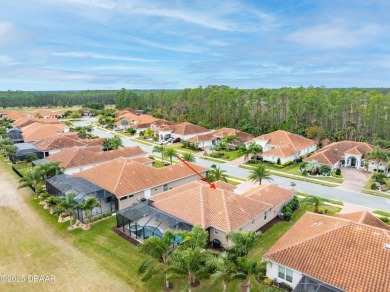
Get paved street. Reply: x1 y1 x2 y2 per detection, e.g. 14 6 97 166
74 118 390 212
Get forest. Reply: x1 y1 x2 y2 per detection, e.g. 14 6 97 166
115 86 390 143
0 90 117 108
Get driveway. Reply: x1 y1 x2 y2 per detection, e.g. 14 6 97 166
338 168 371 192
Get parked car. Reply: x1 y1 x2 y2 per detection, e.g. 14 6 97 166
159 140 169 145
115 126 123 131
251 155 263 161
172 137 181 143
167 137 174 142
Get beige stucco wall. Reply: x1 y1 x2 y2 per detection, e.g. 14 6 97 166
266 261 302 289
117 171 207 210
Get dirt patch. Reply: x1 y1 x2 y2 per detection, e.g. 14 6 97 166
0 160 132 291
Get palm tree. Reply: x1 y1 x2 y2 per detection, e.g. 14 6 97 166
45 195 59 213
248 164 272 185
4 144 16 161
225 230 261 259
78 197 101 225
168 247 211 292
178 225 209 249
365 147 389 172
53 193 76 226
238 145 251 161
36 161 63 180
208 252 236 292
181 152 195 163
305 160 318 175
110 135 123 149
233 257 268 292
138 229 177 289
18 168 44 196
247 142 262 156
207 166 228 183
152 145 165 163
301 195 330 213
163 147 177 165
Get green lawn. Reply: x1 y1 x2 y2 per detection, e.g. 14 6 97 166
373 210 390 217
199 156 227 163
297 192 344 206
207 150 240 161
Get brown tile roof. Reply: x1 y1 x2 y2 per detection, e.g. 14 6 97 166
116 112 157 124
74 159 207 197
243 184 296 206
256 130 316 157
187 132 215 143
169 122 210 135
1 111 25 120
336 211 390 231
21 123 69 142
47 146 146 169
35 117 61 124
80 138 104 146
34 109 59 116
13 116 37 128
304 141 375 165
151 181 270 232
33 134 86 151
213 128 254 142
131 156 154 164
264 212 390 292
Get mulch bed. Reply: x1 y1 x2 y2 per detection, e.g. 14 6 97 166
111 227 140 246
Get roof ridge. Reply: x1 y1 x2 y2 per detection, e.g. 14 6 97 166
221 189 232 232
284 131 298 152
358 210 368 223
63 147 82 168
199 185 207 229
113 158 129 193
265 214 351 256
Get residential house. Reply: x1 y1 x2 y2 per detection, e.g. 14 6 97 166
33 133 104 157
21 123 70 142
263 211 390 291
187 127 254 148
34 109 60 118
115 112 158 133
157 122 211 141
74 158 208 210
47 146 147 174
252 130 317 164
13 115 38 128
304 141 387 172
150 182 295 247
0 111 25 121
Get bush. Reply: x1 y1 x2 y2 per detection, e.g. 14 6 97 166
127 128 136 135
277 158 281 165
284 161 293 166
263 278 272 286
295 156 303 163
320 164 331 175
370 183 379 190
299 161 307 170
302 169 308 176
274 164 284 168
335 168 341 175
379 216 390 223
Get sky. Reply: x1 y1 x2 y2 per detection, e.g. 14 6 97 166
1 0 390 90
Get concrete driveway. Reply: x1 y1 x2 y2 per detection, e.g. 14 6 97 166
337 168 371 192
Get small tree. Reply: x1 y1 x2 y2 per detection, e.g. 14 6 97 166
53 193 76 226
207 166 228 183
18 168 44 196
78 197 101 224
153 145 165 163
248 164 272 185
301 195 331 213
163 147 177 165
181 152 195 163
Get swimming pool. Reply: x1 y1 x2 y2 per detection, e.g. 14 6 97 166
129 225 164 239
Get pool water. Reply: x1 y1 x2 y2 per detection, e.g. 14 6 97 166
129 225 183 243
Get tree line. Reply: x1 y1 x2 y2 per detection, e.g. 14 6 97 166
0 90 117 108
115 86 390 142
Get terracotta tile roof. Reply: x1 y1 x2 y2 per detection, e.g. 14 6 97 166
80 138 104 146
116 112 157 124
33 134 86 151
169 122 210 135
336 211 390 231
47 146 146 169
1 111 25 120
74 159 207 197
187 132 215 143
35 117 61 124
22 123 69 142
13 116 37 128
151 181 270 232
34 109 59 116
243 184 296 206
131 156 154 164
304 141 375 165
264 212 390 292
213 128 254 142
256 130 316 157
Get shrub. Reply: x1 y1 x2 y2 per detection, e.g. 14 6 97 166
277 157 281 165
274 164 284 168
127 128 136 135
283 210 292 219
284 161 293 166
263 278 272 286
320 164 331 175
302 169 308 176
379 216 390 223
335 168 341 175
299 161 307 170
295 156 303 163
152 137 158 142
370 183 379 190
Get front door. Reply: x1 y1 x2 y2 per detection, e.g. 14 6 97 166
350 157 356 167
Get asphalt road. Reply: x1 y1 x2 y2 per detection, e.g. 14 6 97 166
74 118 390 212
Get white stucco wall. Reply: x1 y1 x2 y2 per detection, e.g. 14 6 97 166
266 261 303 289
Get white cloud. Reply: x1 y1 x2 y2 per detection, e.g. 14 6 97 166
288 21 382 49
0 55 19 65
52 51 157 62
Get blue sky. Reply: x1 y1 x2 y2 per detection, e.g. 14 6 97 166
1 0 390 90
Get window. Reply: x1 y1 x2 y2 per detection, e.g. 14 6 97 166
120 196 127 201
252 219 255 225
129 195 134 198
278 265 293 283
264 211 267 220
214 229 219 235
163 184 168 192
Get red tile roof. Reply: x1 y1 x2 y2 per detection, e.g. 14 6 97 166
264 212 390 291
47 146 146 169
74 159 207 197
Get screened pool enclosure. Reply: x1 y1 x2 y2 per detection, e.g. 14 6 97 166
116 201 193 242
46 174 116 222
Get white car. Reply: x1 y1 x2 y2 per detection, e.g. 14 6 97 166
158 140 169 145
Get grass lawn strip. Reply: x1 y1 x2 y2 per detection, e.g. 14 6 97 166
240 164 340 187
373 210 390 217
297 192 344 206
199 156 227 163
